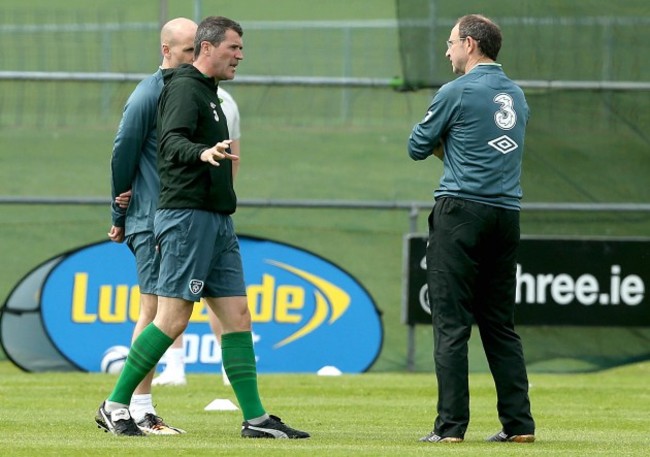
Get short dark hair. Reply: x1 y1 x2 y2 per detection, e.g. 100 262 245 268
457 14 502 61
194 16 243 58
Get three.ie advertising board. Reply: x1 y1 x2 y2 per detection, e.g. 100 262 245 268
403 235 649 327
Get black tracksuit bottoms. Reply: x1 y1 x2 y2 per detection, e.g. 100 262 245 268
426 196 535 438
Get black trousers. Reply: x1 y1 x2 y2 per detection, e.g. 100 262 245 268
426 197 534 438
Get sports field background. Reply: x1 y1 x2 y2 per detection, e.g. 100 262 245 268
1 0 649 373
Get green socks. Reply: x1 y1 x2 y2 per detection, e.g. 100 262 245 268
108 323 173 405
221 331 266 420
106 327 266 421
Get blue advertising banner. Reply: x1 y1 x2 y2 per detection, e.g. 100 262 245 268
30 236 383 373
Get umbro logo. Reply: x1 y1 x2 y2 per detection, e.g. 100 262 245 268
189 279 204 295
488 135 518 154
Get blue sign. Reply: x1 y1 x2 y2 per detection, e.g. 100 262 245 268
39 237 383 373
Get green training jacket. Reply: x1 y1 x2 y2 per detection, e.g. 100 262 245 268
157 64 236 214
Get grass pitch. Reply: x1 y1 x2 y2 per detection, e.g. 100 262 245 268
1 360 649 456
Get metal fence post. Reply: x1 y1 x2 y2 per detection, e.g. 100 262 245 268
406 203 422 371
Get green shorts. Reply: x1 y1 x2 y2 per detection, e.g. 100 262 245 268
154 208 246 301
125 231 160 295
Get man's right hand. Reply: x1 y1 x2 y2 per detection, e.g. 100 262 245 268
200 140 239 166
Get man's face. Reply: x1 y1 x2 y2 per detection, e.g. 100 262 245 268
204 29 243 81
167 26 197 67
445 24 467 75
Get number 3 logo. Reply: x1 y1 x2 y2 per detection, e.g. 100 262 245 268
493 93 516 130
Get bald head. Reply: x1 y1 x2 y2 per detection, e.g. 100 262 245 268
160 18 198 69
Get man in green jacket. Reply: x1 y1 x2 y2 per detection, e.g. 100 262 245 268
96 16 309 440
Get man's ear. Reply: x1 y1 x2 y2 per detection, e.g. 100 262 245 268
466 36 479 53
201 41 211 56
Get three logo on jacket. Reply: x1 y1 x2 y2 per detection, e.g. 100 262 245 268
210 102 219 122
489 93 518 154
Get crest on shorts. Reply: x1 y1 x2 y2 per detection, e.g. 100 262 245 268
189 279 204 295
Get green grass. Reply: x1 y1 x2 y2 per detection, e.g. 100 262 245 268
1 360 649 456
